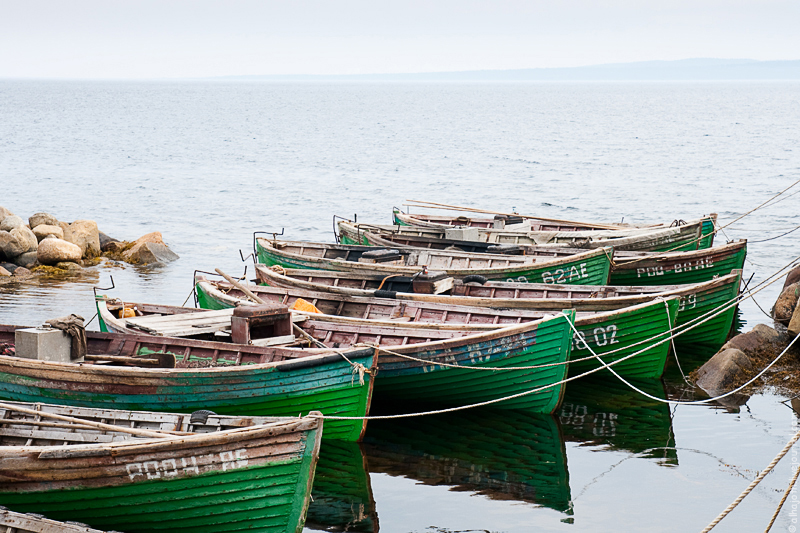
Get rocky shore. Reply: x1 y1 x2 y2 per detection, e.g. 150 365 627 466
0 205 178 279
694 264 800 398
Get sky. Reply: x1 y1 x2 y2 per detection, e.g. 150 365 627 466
1 0 799 79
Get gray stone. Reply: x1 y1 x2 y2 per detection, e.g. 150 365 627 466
128 242 179 265
122 232 165 262
14 251 38 269
10 226 38 255
0 215 24 232
28 212 59 229
99 231 120 251
774 282 800 324
69 220 101 258
37 238 82 265
32 224 64 242
0 262 18 274
722 326 785 362
696 348 754 395
0 231 15 259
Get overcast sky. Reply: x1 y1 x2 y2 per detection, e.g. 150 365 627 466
1 0 798 79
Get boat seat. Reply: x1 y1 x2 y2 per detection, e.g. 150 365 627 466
124 309 235 337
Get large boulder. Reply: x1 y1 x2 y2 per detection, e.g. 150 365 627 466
695 348 754 394
14 251 38 269
0 227 37 258
722 324 787 362
32 224 64 242
37 238 82 265
123 232 168 262
790 303 800 337
58 221 73 244
28 212 59 229
784 264 800 290
0 207 13 221
0 215 24 232
774 282 800 324
68 220 101 258
127 242 180 265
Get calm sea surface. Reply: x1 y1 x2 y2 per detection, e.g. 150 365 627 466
1 80 800 532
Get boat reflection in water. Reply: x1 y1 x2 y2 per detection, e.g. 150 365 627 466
560 376 678 466
364 408 572 515
307 441 378 532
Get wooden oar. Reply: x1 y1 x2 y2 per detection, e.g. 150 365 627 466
214 269 326 348
403 199 628 230
0 402 179 439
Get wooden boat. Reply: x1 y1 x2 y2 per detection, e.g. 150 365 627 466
255 265 741 349
391 209 718 250
0 324 375 442
0 402 322 533
255 238 613 285
101 295 576 413
339 217 712 253
364 408 571 514
0 508 106 533
349 225 746 287
194 277 679 380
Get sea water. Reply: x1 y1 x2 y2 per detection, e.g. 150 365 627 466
1 80 800 532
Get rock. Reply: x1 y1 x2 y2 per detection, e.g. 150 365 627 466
696 348 754 394
0 206 13 221
69 220 101 258
32 224 64 242
0 215 24 232
722 325 786 362
12 266 31 277
0 262 18 274
10 226 38 255
123 232 166 261
127 242 179 265
37 238 82 265
0 265 10 277
14 251 38 269
98 231 120 251
103 241 128 254
774 282 800 324
28 212 59 229
790 303 800 337
58 221 73 244
785 265 800 290
0 231 18 258
55 261 82 271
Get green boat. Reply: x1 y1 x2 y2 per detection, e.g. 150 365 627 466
196 276 677 380
364 408 572 514
609 240 747 286
340 217 712 252
0 324 374 442
255 238 613 285
0 402 322 533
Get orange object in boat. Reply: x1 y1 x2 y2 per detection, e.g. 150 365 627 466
291 298 321 314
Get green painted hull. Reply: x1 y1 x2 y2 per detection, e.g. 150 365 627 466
610 242 746 286
0 428 320 533
372 312 574 413
569 298 679 380
672 271 741 347
256 239 612 286
0 350 370 443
